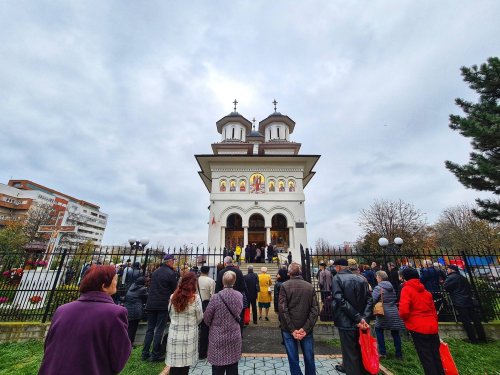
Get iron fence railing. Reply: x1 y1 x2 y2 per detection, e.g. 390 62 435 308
0 245 224 322
300 245 500 322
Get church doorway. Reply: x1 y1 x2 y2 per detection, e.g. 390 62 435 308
271 214 289 252
248 213 266 248
225 213 243 250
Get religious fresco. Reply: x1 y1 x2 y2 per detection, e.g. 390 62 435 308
220 179 227 192
249 173 265 194
239 179 246 192
268 179 276 192
288 179 295 192
230 179 236 192
278 179 285 192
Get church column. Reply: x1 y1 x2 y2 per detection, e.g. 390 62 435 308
243 226 248 247
266 226 271 245
288 226 295 251
220 226 226 250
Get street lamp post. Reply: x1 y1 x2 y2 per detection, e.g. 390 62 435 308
378 237 403 270
128 237 150 266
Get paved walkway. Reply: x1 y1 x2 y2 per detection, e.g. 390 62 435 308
190 355 346 375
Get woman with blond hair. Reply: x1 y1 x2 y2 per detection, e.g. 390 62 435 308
161 272 203 375
257 266 272 321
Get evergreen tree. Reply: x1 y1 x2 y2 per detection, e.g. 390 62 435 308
445 57 500 222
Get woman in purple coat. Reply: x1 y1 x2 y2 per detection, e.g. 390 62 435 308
204 270 243 375
39 265 131 375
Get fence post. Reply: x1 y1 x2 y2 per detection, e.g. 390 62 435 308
42 248 68 323
305 248 311 283
461 251 486 321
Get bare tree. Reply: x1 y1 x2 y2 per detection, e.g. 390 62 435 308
434 204 500 251
23 202 56 243
358 199 427 249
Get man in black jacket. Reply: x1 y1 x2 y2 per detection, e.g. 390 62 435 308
443 265 486 343
244 265 260 324
387 262 401 299
332 258 373 375
142 254 178 361
216 256 248 329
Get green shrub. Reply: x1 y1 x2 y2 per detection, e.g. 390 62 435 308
474 279 497 322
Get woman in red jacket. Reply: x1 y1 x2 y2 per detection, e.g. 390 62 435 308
399 268 444 375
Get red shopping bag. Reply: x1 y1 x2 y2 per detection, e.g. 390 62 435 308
243 307 250 325
358 328 379 375
439 341 459 375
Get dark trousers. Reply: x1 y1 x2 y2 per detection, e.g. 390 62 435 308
212 362 238 375
249 298 257 323
127 319 140 344
170 366 190 375
338 329 370 375
142 309 168 359
409 331 445 375
456 306 486 342
375 328 402 357
199 321 209 358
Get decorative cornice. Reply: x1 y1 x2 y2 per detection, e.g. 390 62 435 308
212 168 304 172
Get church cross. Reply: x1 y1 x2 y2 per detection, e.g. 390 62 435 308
252 117 256 129
38 210 76 267
273 99 278 112
233 99 238 112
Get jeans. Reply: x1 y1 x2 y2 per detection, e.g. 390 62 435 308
282 330 315 375
375 328 402 357
142 310 168 359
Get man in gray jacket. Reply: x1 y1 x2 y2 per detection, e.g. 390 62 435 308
279 262 319 375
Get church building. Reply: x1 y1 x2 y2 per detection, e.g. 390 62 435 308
195 101 320 260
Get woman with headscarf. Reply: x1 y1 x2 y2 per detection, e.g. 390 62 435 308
257 267 272 321
160 272 203 375
124 276 148 345
204 270 243 375
399 268 444 375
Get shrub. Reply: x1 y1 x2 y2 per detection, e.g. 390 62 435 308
474 279 497 322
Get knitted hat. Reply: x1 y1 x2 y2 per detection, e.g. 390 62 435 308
402 268 419 281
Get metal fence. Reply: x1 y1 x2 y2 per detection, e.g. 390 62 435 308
0 244 498 323
0 245 226 322
300 245 500 323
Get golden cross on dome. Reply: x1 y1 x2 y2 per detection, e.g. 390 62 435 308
233 99 238 112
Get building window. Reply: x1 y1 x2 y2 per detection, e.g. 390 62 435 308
269 130 271 139
232 128 235 139
240 129 243 139
277 128 280 138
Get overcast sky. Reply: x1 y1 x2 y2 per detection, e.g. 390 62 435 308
1 1 498 248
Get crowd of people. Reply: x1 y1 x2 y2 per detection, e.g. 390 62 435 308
37 253 488 375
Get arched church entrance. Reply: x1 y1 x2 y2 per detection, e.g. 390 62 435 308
225 213 243 250
248 213 266 249
271 214 289 252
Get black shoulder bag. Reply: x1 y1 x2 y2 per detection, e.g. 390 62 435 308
218 293 240 323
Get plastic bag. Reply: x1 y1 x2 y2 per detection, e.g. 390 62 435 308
439 340 459 375
358 328 379 375
243 307 250 325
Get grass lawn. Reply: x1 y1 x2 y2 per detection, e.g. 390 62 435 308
327 338 500 375
0 342 165 375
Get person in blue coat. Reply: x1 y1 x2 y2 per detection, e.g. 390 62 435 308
39 265 131 375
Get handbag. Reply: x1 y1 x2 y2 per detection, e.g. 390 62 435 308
373 288 384 316
243 307 250 325
358 328 379 375
439 340 459 375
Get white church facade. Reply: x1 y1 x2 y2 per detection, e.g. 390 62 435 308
195 101 320 260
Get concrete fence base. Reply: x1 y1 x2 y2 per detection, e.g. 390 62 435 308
1 321 499 345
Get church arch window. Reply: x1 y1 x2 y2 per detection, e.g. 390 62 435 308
271 213 289 251
269 129 272 139
249 173 265 194
268 179 276 192
229 179 236 192
248 213 266 249
288 179 295 192
240 129 243 139
220 179 227 192
225 213 243 250
239 179 246 192
278 179 285 192
277 127 280 138
232 128 235 139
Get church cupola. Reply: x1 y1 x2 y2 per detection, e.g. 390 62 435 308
258 99 296 142
216 99 252 142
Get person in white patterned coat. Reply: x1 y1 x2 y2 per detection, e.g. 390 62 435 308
204 270 243 375
162 272 203 375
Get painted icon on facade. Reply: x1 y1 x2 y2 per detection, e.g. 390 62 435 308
220 179 227 192
230 179 236 192
268 179 276 192
288 179 295 192
278 179 285 192
239 179 246 192
250 173 265 194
